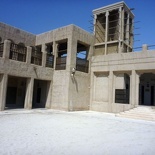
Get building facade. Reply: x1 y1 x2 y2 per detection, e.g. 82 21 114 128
0 2 155 113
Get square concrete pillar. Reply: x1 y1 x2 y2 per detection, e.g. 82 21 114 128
105 11 109 55
53 41 58 69
0 74 8 111
135 72 140 106
24 78 34 109
66 37 77 72
45 81 52 109
108 71 114 112
3 40 11 59
130 70 135 106
26 46 32 64
41 44 47 67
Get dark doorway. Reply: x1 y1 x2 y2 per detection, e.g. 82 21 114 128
32 79 49 108
139 73 155 106
6 87 17 105
5 76 26 109
36 88 41 103
141 86 144 105
151 86 154 105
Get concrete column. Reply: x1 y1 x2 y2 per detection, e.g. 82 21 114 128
113 73 116 103
53 41 58 69
67 36 77 72
142 44 148 52
135 72 140 107
0 74 8 111
108 71 114 112
105 11 109 55
120 8 125 53
45 81 52 109
130 70 135 107
24 78 34 109
93 14 97 35
121 8 124 42
126 14 130 52
26 46 32 64
3 40 11 59
41 44 47 67
118 7 122 53
89 71 94 110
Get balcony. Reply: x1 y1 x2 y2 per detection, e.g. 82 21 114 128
31 48 42 66
9 43 27 62
46 53 54 68
55 57 66 70
76 58 89 73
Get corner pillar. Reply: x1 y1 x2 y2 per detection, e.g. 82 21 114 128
130 70 135 107
3 40 11 59
135 72 140 107
24 78 34 109
118 7 122 53
45 81 52 109
105 11 109 55
108 71 114 112
0 74 8 111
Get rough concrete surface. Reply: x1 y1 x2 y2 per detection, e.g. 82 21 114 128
0 109 155 155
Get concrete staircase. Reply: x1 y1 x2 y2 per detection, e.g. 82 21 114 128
116 106 155 121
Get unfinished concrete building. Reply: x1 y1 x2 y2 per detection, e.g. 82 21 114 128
0 1 155 114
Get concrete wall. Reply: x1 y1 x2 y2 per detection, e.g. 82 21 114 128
51 71 70 110
68 26 94 111
69 71 90 111
0 22 36 46
0 59 53 80
91 50 155 72
35 25 73 45
36 25 94 111
90 50 155 113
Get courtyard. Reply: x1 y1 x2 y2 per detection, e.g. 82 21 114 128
0 109 155 155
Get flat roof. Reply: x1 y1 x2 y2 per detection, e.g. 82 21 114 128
93 1 134 17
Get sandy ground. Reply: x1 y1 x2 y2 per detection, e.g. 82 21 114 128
0 109 155 155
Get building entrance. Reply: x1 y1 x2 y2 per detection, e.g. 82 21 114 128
32 79 49 108
139 73 155 106
5 76 27 109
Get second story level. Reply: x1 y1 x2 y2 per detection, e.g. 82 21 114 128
0 23 94 76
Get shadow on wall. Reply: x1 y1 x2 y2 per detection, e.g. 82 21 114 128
71 76 78 92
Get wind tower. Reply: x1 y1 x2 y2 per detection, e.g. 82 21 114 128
93 1 134 55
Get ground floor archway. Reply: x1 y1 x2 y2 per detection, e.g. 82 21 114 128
139 73 155 106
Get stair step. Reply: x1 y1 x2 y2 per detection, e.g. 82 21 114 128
118 114 155 118
123 111 155 115
118 115 155 121
117 106 155 121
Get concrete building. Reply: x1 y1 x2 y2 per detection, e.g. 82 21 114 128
0 1 155 113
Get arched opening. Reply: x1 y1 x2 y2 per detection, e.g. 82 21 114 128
139 73 155 106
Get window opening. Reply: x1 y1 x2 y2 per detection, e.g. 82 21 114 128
31 45 42 66
56 41 67 70
76 42 89 73
46 43 54 68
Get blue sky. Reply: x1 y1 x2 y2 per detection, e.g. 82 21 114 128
0 0 155 48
